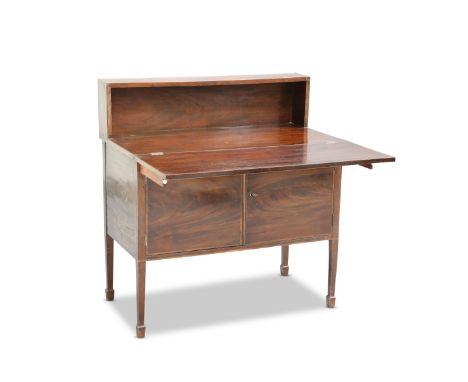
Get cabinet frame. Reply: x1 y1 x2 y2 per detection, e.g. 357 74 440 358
99 74 394 338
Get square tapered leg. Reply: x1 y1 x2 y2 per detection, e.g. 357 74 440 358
326 239 338 308
280 245 289 276
136 260 146 338
105 234 114 301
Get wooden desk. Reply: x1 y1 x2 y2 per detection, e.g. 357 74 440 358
99 74 395 338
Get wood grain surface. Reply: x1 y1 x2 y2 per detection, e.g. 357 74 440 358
99 74 395 337
146 234 331 260
135 127 394 180
112 125 306 154
245 168 334 244
147 175 242 254
110 82 307 136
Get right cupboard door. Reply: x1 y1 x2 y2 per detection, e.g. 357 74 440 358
245 168 335 245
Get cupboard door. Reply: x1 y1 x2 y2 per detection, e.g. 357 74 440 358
147 175 242 254
246 168 334 245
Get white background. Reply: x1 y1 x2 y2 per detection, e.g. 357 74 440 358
1 1 467 381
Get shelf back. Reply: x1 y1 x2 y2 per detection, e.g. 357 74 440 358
99 77 309 138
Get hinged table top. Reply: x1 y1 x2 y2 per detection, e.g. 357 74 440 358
110 125 394 181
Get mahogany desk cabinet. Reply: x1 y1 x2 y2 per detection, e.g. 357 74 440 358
98 74 394 338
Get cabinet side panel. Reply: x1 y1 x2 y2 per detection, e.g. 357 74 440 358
98 81 110 138
292 81 308 126
106 144 138 256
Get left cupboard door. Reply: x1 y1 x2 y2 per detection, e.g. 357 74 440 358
146 175 243 255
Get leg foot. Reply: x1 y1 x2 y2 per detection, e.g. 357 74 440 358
280 245 289 276
326 295 336 308
105 288 115 301
280 264 289 276
136 325 146 338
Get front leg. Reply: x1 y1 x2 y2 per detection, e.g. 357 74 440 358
103 142 115 301
136 260 146 338
135 169 147 338
326 239 338 308
105 234 115 301
280 245 289 276
327 167 341 308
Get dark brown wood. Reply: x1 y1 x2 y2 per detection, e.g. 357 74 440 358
281 246 289 276
109 83 307 137
331 167 342 240
327 167 342 308
136 129 394 181
241 174 247 245
100 74 307 139
303 79 310 127
105 234 114 301
246 168 334 245
147 175 242 254
98 74 395 337
112 125 307 155
146 233 331 260
292 79 308 126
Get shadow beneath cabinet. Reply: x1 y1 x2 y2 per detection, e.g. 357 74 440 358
111 275 324 335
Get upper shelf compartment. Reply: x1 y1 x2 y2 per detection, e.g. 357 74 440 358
98 74 309 139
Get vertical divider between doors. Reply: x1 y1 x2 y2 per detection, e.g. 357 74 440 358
241 174 247 246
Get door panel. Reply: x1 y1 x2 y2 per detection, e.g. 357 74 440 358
147 175 242 254
246 168 334 245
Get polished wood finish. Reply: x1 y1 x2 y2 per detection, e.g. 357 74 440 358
146 233 331 260
147 175 242 254
134 128 394 181
112 125 308 155
281 246 289 276
109 83 306 137
246 168 334 245
112 126 393 169
99 74 394 337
